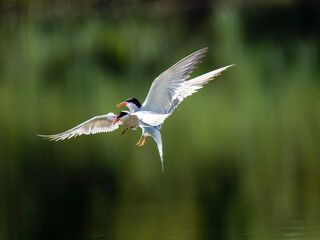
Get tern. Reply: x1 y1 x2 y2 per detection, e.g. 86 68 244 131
38 47 234 171
38 111 168 141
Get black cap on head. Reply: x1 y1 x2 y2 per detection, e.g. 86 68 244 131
116 111 128 119
126 97 141 108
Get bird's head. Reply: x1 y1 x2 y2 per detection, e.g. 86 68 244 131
114 111 129 125
116 97 141 112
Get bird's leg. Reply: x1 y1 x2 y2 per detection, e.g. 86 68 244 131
136 135 144 145
139 136 147 147
121 128 128 136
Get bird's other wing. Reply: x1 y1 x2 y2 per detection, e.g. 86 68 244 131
37 113 119 141
166 64 235 114
141 47 208 114
133 111 170 127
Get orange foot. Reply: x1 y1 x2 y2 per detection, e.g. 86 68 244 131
121 128 128 135
136 135 144 145
139 136 147 147
136 135 147 146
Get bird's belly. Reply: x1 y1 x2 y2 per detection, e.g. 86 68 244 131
121 117 139 129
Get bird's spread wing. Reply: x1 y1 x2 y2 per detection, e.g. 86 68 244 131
38 113 119 141
133 111 170 126
141 47 208 114
166 64 235 114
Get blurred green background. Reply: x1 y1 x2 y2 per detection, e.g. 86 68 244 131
1 0 320 239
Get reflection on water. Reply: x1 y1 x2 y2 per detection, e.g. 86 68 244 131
89 201 320 240
240 220 320 240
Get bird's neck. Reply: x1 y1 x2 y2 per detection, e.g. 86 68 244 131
127 102 140 112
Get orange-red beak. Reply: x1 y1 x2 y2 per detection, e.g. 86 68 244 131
116 102 127 108
114 119 120 125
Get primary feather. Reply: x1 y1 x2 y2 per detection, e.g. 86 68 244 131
141 47 208 114
37 113 119 141
166 64 235 114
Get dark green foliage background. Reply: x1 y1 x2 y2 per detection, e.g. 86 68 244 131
0 1 319 239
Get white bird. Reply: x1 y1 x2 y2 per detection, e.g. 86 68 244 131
38 47 234 172
116 47 234 171
38 111 169 141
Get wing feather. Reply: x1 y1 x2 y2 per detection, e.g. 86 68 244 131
141 48 208 114
166 64 235 114
38 113 119 141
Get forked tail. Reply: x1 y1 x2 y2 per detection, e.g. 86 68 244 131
154 130 164 172
146 127 164 172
